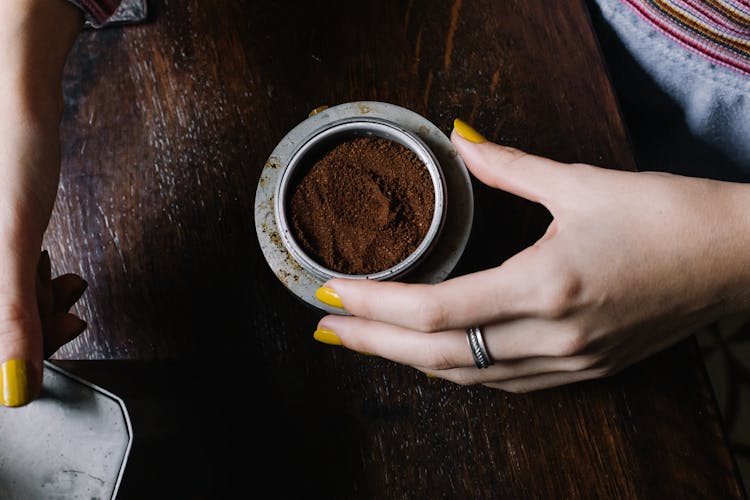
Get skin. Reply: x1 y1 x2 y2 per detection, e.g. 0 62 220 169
0 0 88 405
318 132 750 393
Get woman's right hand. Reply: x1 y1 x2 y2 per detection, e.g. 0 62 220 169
312 119 750 393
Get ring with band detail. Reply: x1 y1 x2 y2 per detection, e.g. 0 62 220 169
466 326 493 369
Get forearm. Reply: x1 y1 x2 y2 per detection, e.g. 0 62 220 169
0 0 83 288
0 0 83 121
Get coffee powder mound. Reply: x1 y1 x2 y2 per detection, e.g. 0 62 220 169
289 136 435 275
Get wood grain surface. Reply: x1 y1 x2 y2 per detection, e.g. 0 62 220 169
48 0 745 498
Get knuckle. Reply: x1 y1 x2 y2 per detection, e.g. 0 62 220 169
584 352 609 369
437 368 481 386
539 271 583 319
501 147 530 166
413 296 449 332
566 354 601 372
0 301 39 356
421 350 455 372
0 301 37 337
574 346 620 375
553 327 588 357
449 372 481 386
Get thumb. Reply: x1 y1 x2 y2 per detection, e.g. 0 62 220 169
451 118 571 208
0 249 45 407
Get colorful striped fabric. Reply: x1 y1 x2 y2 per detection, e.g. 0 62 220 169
622 0 750 76
67 0 121 27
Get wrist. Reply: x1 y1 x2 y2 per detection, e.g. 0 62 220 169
710 181 750 314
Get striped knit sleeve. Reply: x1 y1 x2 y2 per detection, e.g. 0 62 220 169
67 0 122 28
622 0 750 76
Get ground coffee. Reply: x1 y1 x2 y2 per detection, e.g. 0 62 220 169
289 136 435 275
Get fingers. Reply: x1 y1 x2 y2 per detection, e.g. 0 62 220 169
319 314 587 365
1 250 88 407
318 248 539 332
422 364 608 391
44 262 88 357
451 119 573 208
42 313 87 358
321 236 576 332
51 273 87 313
0 250 46 407
308 121 647 395
318 314 467 367
36 250 53 316
481 369 608 393
0 313 42 407
315 314 607 389
37 251 87 315
474 318 594 361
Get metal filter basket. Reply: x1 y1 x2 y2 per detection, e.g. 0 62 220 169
274 117 447 282
255 101 474 314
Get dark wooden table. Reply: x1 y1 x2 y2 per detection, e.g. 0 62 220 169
49 0 746 498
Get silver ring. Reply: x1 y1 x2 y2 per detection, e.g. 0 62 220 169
466 326 493 369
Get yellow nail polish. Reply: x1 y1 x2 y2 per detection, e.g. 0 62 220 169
425 372 437 378
308 105 329 117
315 286 344 309
314 328 343 346
1 359 30 407
453 118 486 143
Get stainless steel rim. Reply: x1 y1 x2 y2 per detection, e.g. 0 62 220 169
274 117 447 281
254 100 475 315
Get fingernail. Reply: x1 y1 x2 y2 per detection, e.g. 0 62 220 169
1 359 31 407
313 328 343 346
315 286 344 309
308 105 329 117
453 118 486 143
38 250 51 284
425 372 437 378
